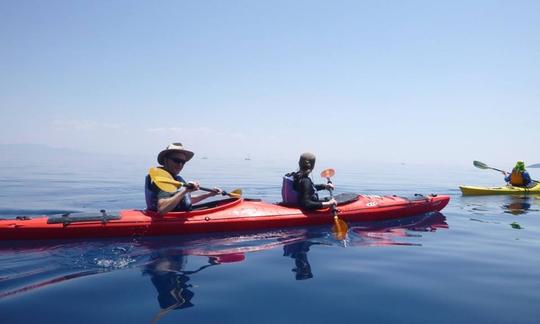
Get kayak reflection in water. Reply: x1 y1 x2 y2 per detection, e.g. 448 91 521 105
143 250 244 323
283 241 324 280
503 161 533 187
502 196 532 215
350 212 449 246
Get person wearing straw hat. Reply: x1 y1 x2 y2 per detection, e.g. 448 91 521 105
503 161 532 187
145 143 222 215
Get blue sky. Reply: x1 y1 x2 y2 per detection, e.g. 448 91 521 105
1 1 538 165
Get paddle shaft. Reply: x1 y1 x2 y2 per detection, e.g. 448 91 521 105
326 178 338 216
197 185 218 193
189 184 236 197
155 178 216 193
487 166 507 174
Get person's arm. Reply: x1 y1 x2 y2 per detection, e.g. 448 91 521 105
523 171 532 184
315 183 334 191
298 178 335 210
190 188 221 204
504 173 511 183
157 187 192 215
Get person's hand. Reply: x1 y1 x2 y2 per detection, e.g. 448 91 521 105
210 187 223 196
323 198 337 207
186 181 200 191
326 183 335 190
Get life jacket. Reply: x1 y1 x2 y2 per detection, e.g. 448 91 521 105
281 173 299 205
281 172 319 205
509 170 525 186
145 173 192 212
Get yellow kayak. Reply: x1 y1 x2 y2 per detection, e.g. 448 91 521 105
460 182 540 196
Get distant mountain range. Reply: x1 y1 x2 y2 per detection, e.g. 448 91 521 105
528 163 540 168
0 144 143 164
0 144 90 159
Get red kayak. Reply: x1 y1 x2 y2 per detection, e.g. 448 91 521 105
0 194 449 241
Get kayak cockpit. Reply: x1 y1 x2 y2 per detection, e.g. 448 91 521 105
146 197 243 218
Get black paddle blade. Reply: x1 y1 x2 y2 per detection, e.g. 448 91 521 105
473 160 489 169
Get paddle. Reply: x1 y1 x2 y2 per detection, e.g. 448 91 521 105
473 160 507 174
320 168 348 240
473 161 539 184
149 167 242 198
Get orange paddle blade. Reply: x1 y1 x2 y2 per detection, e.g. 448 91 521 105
332 216 348 241
320 168 335 178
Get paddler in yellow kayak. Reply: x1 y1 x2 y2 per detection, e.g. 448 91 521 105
145 143 222 215
503 161 533 187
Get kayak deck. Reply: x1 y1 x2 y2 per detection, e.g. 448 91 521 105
0 194 450 241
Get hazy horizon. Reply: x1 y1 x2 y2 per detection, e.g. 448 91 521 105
1 143 539 173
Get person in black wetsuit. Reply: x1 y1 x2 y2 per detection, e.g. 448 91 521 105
291 152 336 210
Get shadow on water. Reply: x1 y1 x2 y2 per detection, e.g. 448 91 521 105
0 212 447 320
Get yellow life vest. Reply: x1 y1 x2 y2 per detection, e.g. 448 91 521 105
509 170 524 186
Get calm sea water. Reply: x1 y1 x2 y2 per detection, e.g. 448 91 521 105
1 157 539 324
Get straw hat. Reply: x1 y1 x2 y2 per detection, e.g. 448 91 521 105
157 143 194 165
